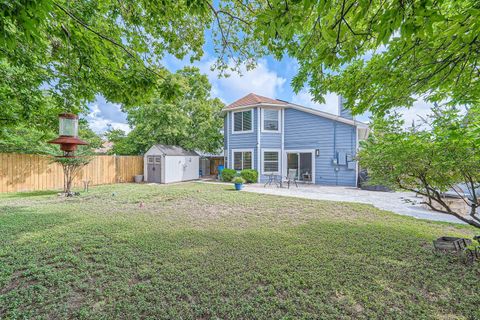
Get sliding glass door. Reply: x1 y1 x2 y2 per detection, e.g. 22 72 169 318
286 152 313 182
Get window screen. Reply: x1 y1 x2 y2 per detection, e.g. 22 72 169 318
234 152 243 170
263 109 279 131
233 110 252 132
233 151 252 170
263 151 279 173
243 152 252 169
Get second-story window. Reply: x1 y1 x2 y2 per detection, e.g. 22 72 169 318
262 109 280 132
233 110 252 133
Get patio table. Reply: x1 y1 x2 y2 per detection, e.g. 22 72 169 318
264 174 283 188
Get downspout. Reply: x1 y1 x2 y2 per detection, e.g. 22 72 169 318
225 114 229 169
355 127 359 187
334 122 338 186
281 108 285 180
257 107 261 182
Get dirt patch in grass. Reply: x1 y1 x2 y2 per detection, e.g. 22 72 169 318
0 271 24 295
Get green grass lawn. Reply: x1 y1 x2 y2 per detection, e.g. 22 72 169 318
0 183 478 319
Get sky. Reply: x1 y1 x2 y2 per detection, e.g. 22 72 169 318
86 33 434 134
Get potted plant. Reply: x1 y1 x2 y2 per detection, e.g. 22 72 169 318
232 177 246 191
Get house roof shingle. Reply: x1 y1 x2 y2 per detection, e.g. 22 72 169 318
226 93 288 109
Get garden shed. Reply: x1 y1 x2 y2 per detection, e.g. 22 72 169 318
144 144 199 183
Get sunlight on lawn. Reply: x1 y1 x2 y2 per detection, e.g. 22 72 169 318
0 183 478 319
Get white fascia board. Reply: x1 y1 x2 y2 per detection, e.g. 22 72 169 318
221 103 286 114
286 103 369 128
223 102 369 128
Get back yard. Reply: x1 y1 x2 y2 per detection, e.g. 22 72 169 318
0 183 478 319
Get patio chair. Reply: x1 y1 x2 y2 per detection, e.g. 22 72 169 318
286 169 298 189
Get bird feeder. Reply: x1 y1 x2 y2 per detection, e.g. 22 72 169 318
48 113 88 156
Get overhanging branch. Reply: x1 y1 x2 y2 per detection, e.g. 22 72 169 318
53 1 166 81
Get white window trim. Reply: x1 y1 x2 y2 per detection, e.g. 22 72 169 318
231 109 254 134
261 148 281 174
260 108 281 133
282 149 316 183
231 148 255 171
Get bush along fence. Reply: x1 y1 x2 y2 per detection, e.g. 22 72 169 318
0 153 143 193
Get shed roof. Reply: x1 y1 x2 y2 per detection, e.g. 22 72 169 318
153 144 199 156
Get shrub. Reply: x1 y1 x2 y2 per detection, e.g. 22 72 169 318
221 168 236 182
240 169 258 183
232 177 246 184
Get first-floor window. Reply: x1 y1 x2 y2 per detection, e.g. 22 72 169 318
233 151 252 170
263 150 279 173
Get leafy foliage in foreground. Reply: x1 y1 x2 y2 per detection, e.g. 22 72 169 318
0 183 478 319
359 105 480 227
0 0 213 117
5 0 480 122
1 0 227 155
210 0 480 114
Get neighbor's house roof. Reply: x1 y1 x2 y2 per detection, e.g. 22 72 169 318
223 93 368 128
152 144 199 156
93 141 113 154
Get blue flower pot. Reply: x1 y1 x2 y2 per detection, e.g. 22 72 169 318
234 183 243 191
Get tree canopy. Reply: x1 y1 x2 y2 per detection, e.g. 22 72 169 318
0 0 213 119
0 0 227 153
3 0 479 121
106 67 224 155
359 106 480 227
210 0 480 114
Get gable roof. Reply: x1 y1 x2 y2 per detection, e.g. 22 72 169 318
226 93 288 109
223 93 368 128
153 144 199 156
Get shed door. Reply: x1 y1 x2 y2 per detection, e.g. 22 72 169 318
147 156 162 183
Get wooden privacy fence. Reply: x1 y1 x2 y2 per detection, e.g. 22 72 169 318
0 153 144 193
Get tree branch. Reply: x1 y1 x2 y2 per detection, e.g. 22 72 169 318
53 1 166 80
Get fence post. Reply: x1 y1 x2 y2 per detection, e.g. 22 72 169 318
114 155 118 183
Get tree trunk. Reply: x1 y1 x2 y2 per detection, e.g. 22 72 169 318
398 181 480 228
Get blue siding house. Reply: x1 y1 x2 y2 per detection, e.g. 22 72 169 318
223 93 369 187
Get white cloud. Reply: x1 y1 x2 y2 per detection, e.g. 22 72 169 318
289 90 436 127
86 104 131 134
196 59 286 103
396 98 434 128
291 90 339 115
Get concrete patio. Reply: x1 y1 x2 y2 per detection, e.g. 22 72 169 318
243 183 465 224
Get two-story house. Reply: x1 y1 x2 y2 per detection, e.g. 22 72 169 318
223 93 369 187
